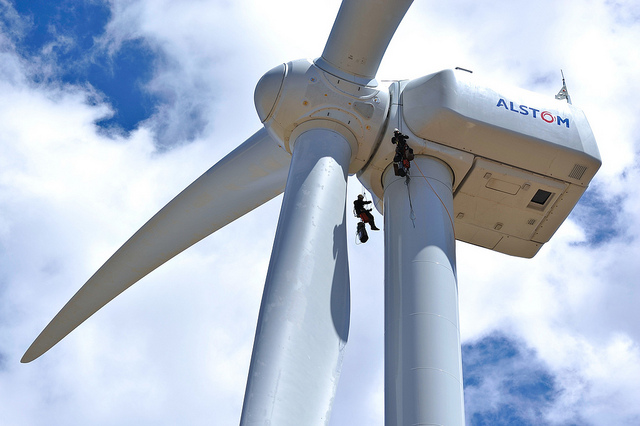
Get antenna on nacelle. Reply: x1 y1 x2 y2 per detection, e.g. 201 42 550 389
555 69 572 104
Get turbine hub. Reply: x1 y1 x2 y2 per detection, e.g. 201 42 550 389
254 59 390 174
254 63 286 123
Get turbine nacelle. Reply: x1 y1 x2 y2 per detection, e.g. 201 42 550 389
254 59 389 174
357 69 601 258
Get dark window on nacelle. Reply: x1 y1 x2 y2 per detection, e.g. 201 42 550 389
531 189 552 205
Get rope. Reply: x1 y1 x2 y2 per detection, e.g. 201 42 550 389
404 174 416 228
397 95 403 134
412 160 455 234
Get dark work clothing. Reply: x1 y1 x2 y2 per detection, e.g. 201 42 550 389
392 131 413 177
354 199 371 215
354 199 379 230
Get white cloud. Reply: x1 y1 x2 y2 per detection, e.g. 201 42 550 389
1 0 640 425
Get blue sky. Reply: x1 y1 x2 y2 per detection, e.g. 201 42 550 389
6 1 161 136
2 0 640 425
463 334 571 426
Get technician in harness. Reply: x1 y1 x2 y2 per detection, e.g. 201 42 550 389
392 129 414 177
354 195 380 231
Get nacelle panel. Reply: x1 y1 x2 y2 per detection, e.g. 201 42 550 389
399 69 601 257
402 69 601 187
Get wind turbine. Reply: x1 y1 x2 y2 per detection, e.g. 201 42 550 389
22 0 601 425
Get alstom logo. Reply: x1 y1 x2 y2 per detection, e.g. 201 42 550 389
496 98 570 128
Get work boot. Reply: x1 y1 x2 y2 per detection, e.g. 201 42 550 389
371 225 380 231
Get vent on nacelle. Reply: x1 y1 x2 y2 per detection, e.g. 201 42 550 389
569 164 588 180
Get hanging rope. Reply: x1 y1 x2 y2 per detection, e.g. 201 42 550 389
396 83 403 134
413 160 455 234
404 174 416 228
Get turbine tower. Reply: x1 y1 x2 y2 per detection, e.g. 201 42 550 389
22 1 601 425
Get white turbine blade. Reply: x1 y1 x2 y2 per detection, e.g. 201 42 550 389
22 128 291 363
240 129 351 425
319 0 414 81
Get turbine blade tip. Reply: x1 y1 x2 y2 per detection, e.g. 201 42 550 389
21 353 35 363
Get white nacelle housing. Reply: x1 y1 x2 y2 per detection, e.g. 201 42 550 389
387 69 600 258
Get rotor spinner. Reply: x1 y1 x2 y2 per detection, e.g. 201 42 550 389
254 59 390 174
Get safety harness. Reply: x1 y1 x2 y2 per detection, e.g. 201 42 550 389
392 129 414 177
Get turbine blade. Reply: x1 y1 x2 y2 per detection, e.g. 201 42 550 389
240 129 351 424
319 0 414 81
22 128 291 363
